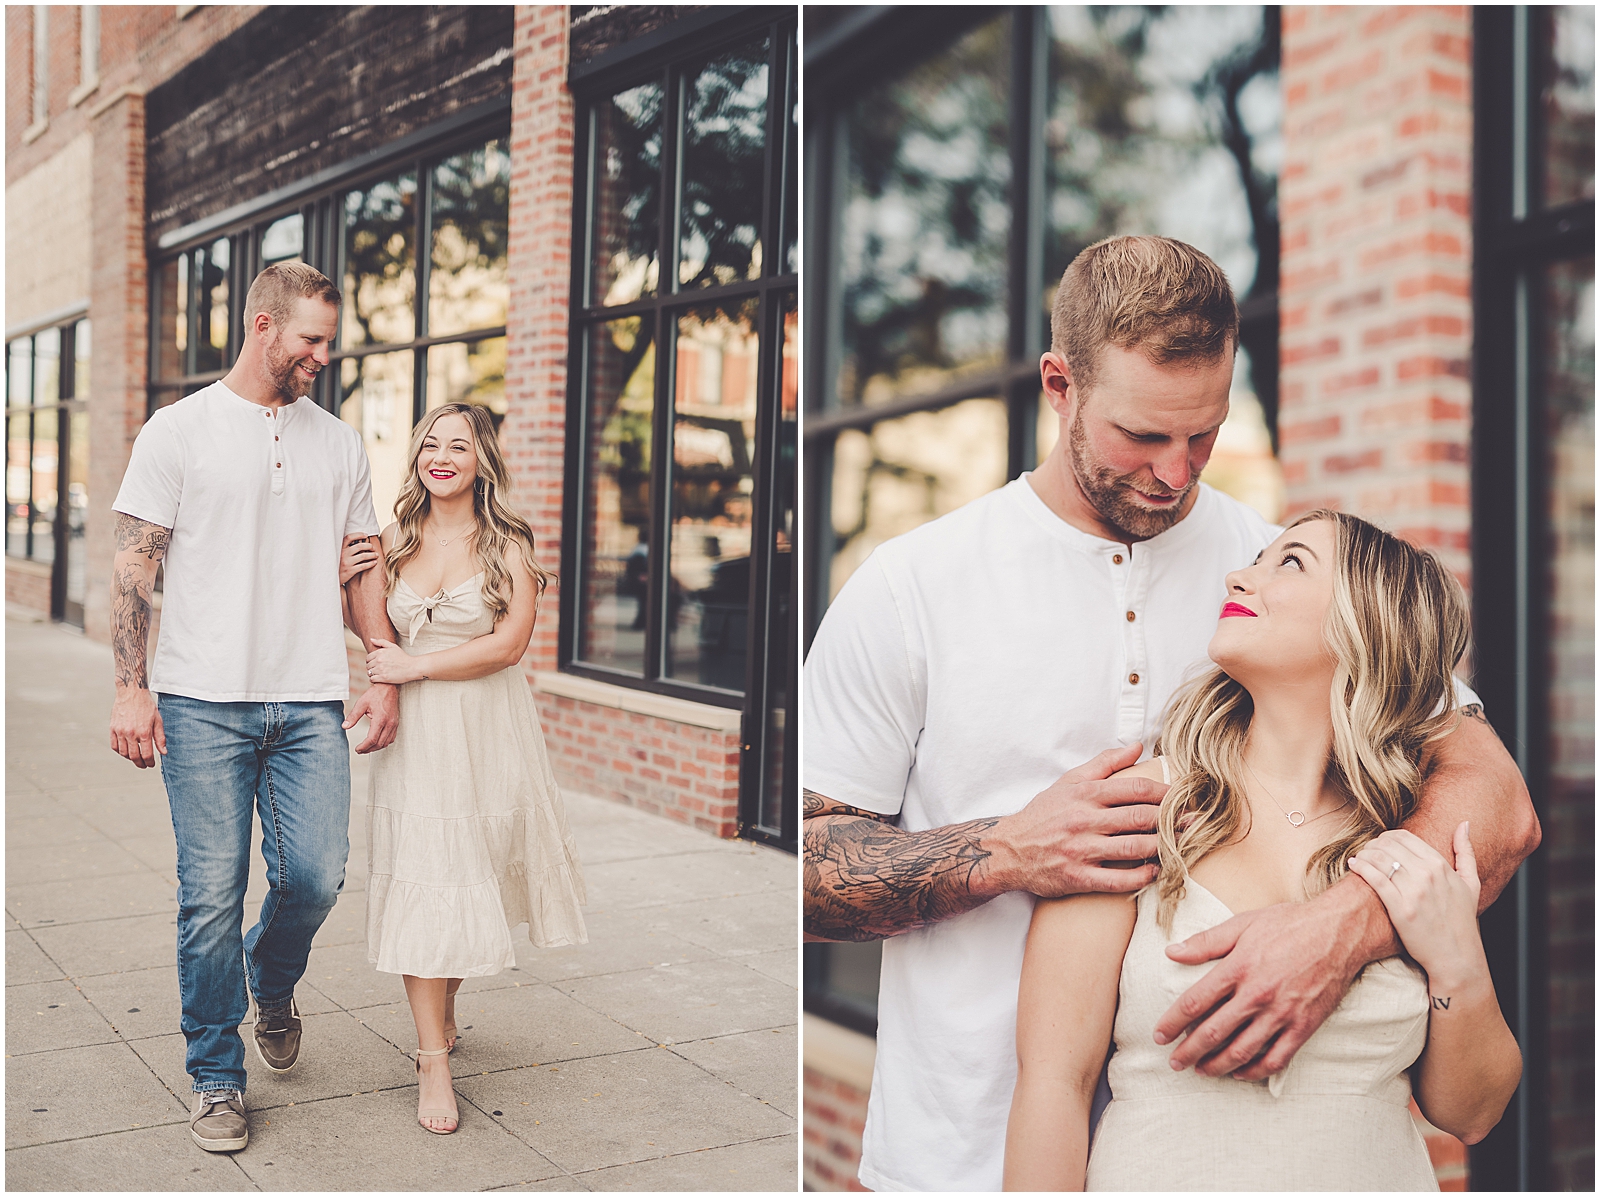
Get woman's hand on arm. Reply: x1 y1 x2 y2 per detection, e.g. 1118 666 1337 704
1004 891 1137 1192
1348 825 1521 1143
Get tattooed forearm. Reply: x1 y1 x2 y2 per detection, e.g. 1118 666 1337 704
111 563 153 689
114 513 170 561
110 516 167 691
804 789 1002 941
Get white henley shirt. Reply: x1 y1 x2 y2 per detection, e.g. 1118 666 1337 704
112 381 379 703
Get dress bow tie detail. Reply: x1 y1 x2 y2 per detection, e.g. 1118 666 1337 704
407 589 454 646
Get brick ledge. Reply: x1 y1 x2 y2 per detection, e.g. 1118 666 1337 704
804 1012 877 1091
532 671 742 732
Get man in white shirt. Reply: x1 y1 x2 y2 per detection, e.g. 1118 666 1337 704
803 236 1539 1192
109 263 400 1153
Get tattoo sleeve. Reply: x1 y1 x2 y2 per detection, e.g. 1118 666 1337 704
803 788 1001 942
111 514 169 690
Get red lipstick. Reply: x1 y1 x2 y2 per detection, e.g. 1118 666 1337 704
1220 602 1257 619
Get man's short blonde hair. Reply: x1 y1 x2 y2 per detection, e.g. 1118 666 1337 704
243 262 341 331
1049 235 1238 394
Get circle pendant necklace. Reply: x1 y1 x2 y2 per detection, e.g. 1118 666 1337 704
1244 759 1350 828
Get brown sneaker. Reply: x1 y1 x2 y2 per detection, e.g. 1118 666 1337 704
190 1089 248 1152
249 991 302 1073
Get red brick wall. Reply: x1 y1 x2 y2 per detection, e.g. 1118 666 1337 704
5 561 51 614
81 87 147 648
5 5 30 150
537 694 741 837
803 1067 870 1192
1280 7 1473 1186
1278 5 1474 588
505 4 573 677
6 6 262 182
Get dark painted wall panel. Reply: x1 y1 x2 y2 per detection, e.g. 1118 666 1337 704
146 5 514 242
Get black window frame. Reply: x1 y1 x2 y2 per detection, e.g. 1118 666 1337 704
5 317 90 626
802 5 1281 649
146 99 515 426
561 7 799 849
1470 7 1595 1190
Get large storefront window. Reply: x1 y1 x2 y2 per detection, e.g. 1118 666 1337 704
565 10 797 847
1472 7 1594 1189
148 125 512 528
805 7 1282 636
5 320 90 626
803 4 1280 1026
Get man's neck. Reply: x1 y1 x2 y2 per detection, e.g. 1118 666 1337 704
221 361 293 410
1025 443 1199 546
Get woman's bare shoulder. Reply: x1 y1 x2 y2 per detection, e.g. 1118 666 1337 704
1115 757 1167 783
379 522 399 549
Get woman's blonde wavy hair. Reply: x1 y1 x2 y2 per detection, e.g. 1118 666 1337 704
385 403 554 622
1152 510 1471 931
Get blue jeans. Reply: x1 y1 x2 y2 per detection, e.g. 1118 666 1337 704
157 695 351 1094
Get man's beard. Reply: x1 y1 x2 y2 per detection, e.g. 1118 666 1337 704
1067 410 1195 541
264 335 316 402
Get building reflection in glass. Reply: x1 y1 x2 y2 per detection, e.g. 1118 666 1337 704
339 350 414 526
666 300 760 689
580 316 654 675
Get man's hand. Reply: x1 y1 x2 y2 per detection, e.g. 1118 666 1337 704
1152 879 1391 1079
110 687 166 767
803 744 1164 942
344 681 399 753
986 744 1165 897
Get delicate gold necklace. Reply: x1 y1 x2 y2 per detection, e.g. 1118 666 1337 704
1243 758 1350 828
429 520 477 547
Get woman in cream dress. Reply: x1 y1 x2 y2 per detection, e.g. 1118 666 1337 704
342 403 585 1135
1003 512 1522 1191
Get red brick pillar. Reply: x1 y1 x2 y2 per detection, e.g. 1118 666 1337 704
1278 6 1474 588
504 4 573 674
1279 8 1474 1189
83 87 147 646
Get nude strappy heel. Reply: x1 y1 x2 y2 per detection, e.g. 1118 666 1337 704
414 1046 459 1135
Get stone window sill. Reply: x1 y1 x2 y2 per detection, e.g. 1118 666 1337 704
69 76 100 108
22 118 48 146
5 556 53 579
533 671 742 732
803 1013 877 1090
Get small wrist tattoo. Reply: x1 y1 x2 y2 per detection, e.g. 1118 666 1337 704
1430 995 1452 1010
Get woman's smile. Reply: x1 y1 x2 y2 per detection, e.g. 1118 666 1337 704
1220 602 1257 619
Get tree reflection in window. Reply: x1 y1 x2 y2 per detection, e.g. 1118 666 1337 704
343 173 417 348
430 142 510 337
591 83 663 307
679 36 769 290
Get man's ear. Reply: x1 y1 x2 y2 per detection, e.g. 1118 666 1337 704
1039 352 1077 419
249 311 273 339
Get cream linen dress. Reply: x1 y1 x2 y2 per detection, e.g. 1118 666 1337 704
366 573 587 978
1084 873 1439 1192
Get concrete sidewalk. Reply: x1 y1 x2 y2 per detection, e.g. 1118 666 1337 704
4 611 798 1192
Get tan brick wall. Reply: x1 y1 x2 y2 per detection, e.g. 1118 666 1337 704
1278 5 1474 586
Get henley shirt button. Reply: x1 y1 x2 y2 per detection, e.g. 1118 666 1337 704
1112 553 1124 565
275 462 282 468
1129 672 1140 685
1126 610 1136 622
